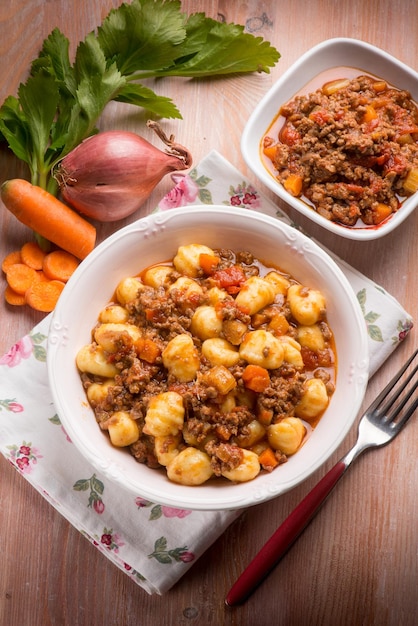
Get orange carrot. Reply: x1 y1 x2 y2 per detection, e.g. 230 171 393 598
263 145 277 161
268 313 290 336
283 173 303 196
1 250 22 273
258 447 280 471
42 249 80 282
372 202 392 224
362 105 377 123
1 179 96 260
257 407 273 426
199 253 220 275
20 241 47 270
136 337 161 363
6 263 41 295
4 285 26 306
242 364 271 393
25 279 65 312
36 270 50 282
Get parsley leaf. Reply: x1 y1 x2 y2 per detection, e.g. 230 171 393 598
0 0 280 192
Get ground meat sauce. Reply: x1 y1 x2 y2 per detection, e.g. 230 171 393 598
78 246 336 485
263 74 418 227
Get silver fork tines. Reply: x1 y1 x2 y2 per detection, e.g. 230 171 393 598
368 348 418 430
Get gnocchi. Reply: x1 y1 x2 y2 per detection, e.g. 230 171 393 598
190 305 223 340
77 244 336 487
287 284 326 326
162 334 200 382
143 391 185 437
221 449 261 482
295 378 330 421
267 417 306 455
167 448 214 485
239 329 285 369
235 276 276 315
107 411 140 447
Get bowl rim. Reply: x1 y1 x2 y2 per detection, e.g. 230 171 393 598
47 206 370 510
241 37 418 241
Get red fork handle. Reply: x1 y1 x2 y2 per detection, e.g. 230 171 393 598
225 460 347 606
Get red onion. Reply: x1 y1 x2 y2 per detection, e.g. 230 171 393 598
54 121 192 222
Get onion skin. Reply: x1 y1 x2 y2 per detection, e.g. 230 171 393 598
54 123 192 222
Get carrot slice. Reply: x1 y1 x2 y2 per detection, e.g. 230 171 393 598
6 263 40 295
25 279 65 312
1 250 22 273
36 270 50 282
42 250 80 282
20 241 47 270
4 285 26 306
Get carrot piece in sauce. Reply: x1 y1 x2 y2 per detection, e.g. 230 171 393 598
242 364 271 393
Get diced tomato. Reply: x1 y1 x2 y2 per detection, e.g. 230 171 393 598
344 183 365 195
213 266 246 294
309 109 332 126
301 346 333 369
279 122 301 146
383 153 408 175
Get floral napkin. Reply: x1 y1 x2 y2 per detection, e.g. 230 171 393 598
0 151 413 595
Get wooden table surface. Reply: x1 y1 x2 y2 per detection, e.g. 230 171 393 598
0 1 417 624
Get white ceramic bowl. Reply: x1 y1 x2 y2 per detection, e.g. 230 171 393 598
47 206 369 510
241 38 418 241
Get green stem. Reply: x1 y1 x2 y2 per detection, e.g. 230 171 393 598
37 169 48 192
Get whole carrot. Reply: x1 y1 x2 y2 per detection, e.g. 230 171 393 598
1 179 96 260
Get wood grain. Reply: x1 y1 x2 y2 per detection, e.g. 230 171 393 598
0 1 417 625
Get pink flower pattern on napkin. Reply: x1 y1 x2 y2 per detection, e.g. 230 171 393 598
226 181 262 209
148 536 195 564
136 497 192 521
0 335 33 367
94 527 125 553
6 441 43 473
159 173 200 209
0 399 24 413
73 474 105 513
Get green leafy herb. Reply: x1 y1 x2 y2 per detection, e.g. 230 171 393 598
0 0 280 193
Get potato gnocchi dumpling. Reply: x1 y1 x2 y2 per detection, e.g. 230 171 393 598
108 411 140 447
162 334 200 382
267 417 306 455
143 391 185 437
295 378 330 421
287 284 326 325
167 447 214 485
77 244 337 487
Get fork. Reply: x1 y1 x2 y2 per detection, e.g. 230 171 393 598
225 348 418 607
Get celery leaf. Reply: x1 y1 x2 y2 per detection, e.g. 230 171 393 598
97 0 186 74
70 33 126 148
115 83 182 119
153 15 281 76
